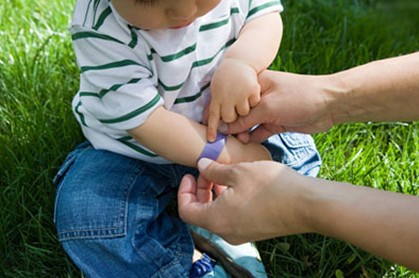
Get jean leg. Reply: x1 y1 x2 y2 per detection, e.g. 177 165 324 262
263 132 322 177
53 142 192 277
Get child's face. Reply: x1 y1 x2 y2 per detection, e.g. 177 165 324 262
112 0 222 29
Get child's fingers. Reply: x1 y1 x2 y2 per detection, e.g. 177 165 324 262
202 104 210 125
236 100 250 116
221 105 237 123
207 103 221 142
248 93 261 108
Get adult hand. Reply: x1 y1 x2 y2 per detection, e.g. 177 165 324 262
178 158 311 244
221 70 335 143
223 53 419 143
178 158 419 271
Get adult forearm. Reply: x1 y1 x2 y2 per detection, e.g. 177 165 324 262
224 12 282 72
128 107 270 167
303 178 419 271
328 52 419 124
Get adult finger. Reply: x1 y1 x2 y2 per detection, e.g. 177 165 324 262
197 158 237 188
178 174 214 227
213 184 228 198
178 174 199 207
248 124 285 143
225 105 267 135
196 174 214 203
236 131 250 144
258 69 275 93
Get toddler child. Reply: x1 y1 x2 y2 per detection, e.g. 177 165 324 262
54 0 321 277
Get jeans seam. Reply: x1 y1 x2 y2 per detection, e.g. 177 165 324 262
56 152 143 241
53 145 93 224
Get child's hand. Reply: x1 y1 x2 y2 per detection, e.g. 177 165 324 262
207 58 261 141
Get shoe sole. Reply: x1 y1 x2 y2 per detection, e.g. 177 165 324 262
191 230 254 278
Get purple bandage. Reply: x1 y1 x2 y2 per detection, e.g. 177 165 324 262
197 133 227 163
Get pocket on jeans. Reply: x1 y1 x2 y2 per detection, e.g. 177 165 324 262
266 132 317 166
54 147 140 241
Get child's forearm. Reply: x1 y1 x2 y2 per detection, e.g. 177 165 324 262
128 106 271 167
224 12 283 73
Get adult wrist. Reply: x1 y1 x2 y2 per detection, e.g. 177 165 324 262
323 73 351 126
299 177 348 235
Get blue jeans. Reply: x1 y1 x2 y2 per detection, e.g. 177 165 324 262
53 133 321 277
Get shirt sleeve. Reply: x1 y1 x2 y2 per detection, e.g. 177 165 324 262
71 25 163 131
245 0 284 22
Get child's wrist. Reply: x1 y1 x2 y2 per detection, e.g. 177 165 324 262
220 136 272 164
196 132 227 164
222 57 257 73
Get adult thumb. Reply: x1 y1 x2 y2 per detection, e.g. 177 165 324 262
223 105 266 135
258 69 275 93
197 158 236 188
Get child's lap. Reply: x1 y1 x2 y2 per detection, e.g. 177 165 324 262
53 142 195 276
53 134 320 240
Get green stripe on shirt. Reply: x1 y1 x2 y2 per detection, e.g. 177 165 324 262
80 59 149 73
72 31 125 44
74 101 87 126
128 26 139 48
93 6 112 30
79 78 143 98
199 7 240 32
174 83 210 104
151 44 197 62
117 137 158 157
158 38 235 92
248 1 280 18
192 38 235 68
158 79 184 92
99 93 161 124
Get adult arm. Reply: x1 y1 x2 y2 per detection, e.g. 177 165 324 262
223 52 419 142
128 106 271 167
178 158 419 271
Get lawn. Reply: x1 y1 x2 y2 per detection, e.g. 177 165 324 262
1 0 418 277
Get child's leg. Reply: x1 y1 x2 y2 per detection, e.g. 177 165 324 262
262 132 322 177
53 142 193 277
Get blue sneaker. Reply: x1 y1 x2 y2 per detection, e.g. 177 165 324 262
189 225 267 278
190 253 216 278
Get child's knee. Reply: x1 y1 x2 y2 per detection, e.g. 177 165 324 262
263 132 322 176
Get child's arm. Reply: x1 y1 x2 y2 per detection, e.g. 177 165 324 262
207 12 283 141
128 106 271 167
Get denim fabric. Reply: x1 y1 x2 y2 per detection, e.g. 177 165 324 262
53 133 320 277
263 132 321 177
54 142 196 277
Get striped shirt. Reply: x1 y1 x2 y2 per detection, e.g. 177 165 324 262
71 0 283 163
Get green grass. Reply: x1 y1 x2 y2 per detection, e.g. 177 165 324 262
1 0 418 277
